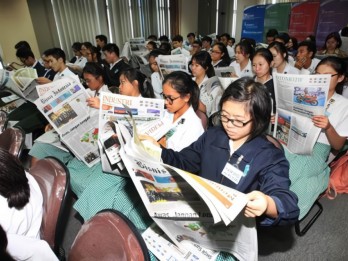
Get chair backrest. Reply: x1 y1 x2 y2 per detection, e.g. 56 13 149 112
0 127 25 157
69 209 149 261
265 134 284 152
195 109 209 130
29 157 71 257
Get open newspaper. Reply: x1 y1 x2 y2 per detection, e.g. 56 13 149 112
98 92 167 175
214 67 238 90
273 73 330 154
156 54 189 79
0 68 39 112
115 122 257 261
34 77 100 167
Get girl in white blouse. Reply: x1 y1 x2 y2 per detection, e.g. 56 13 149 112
268 41 300 75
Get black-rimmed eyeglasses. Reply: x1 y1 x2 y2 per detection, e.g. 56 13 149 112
220 113 253 127
161 93 181 105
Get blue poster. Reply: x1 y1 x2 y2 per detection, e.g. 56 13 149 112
241 5 267 43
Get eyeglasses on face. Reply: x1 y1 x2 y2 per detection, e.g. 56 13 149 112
314 72 339 77
219 113 253 127
161 93 181 105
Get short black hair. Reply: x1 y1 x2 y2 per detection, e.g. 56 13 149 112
159 35 169 42
96 34 108 43
201 36 212 45
16 47 35 59
172 35 184 43
83 62 105 80
102 43 120 57
219 77 272 141
43 47 66 63
298 41 317 59
147 35 158 41
14 41 31 50
71 42 82 51
187 32 195 38
266 29 279 38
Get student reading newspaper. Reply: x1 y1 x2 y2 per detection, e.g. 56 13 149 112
141 77 300 227
29 63 111 167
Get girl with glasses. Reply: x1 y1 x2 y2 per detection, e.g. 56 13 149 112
158 77 299 226
210 42 231 68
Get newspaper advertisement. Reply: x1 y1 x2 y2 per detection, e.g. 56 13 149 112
98 92 165 175
156 54 189 79
273 73 330 154
120 141 256 261
34 77 100 167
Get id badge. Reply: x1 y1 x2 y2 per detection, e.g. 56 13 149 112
221 162 244 184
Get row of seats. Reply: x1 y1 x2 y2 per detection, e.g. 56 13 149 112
0 120 149 260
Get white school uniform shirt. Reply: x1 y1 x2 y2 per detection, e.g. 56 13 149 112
0 172 43 238
272 62 300 75
73 56 87 69
299 58 320 75
7 234 58 261
151 72 163 99
165 106 204 151
230 60 254 78
227 45 235 59
317 93 348 145
86 84 111 117
53 67 79 81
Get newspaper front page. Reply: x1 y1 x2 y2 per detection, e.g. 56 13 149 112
156 54 189 79
34 77 100 167
273 73 330 154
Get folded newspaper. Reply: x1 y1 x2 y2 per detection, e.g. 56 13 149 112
0 68 39 112
98 92 166 176
273 73 330 154
112 116 257 261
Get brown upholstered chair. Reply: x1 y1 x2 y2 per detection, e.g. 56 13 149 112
195 109 209 130
69 209 149 261
0 127 25 158
29 157 72 260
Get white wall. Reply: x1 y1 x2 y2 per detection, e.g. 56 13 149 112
0 0 39 64
179 0 199 37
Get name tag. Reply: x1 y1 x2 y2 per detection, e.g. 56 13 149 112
221 162 244 185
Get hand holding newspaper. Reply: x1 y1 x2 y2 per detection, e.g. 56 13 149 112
273 73 330 154
34 77 100 167
114 113 257 261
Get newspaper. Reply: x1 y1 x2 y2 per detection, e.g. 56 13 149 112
156 54 189 79
34 77 100 167
98 92 165 175
273 73 330 154
214 66 238 89
0 68 39 103
118 131 257 261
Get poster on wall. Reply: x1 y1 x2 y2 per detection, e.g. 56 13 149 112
263 3 292 42
288 1 320 43
315 0 348 50
241 5 267 44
